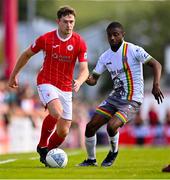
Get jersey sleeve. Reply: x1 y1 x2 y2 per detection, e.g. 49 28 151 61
78 37 88 62
134 45 153 64
93 55 107 75
30 35 44 53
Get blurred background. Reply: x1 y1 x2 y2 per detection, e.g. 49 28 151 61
0 0 170 154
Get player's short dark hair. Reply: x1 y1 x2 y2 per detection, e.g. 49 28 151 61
106 21 124 32
57 6 76 19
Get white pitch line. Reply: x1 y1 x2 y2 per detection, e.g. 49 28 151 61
0 151 82 164
29 157 39 160
0 159 17 164
0 149 103 164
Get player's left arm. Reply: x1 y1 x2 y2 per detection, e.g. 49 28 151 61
73 62 89 93
146 58 164 104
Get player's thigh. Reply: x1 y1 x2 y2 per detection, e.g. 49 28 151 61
109 102 140 128
88 99 117 130
37 84 63 116
59 91 72 120
87 113 109 130
47 99 63 117
37 83 61 107
107 115 124 131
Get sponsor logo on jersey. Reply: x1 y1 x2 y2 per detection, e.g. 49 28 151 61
67 45 73 51
52 45 59 48
52 53 71 62
110 68 124 76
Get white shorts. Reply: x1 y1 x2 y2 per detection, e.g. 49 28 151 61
37 84 72 120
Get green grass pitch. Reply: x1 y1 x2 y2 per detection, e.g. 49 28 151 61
0 146 170 179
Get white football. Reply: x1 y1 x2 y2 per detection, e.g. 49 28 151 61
46 148 68 168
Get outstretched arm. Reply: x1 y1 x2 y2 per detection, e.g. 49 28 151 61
73 62 89 92
146 58 164 104
8 47 35 88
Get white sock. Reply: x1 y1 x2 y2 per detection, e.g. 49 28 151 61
85 135 97 160
108 131 119 153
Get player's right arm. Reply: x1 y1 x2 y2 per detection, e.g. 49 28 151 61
86 53 106 86
9 34 44 88
8 47 36 88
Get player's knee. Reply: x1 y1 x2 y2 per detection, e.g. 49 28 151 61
50 109 63 120
85 122 96 137
107 121 120 136
57 127 69 138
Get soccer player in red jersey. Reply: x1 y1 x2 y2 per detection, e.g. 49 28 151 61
8 6 89 166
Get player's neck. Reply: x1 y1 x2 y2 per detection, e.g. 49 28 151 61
111 41 123 52
57 29 72 40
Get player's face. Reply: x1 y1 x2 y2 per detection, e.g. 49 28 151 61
57 14 75 36
107 27 125 47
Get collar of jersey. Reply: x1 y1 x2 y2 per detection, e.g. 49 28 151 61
56 29 72 42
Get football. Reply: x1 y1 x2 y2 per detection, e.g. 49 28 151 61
46 148 68 168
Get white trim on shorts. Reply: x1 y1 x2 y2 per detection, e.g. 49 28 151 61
37 84 72 120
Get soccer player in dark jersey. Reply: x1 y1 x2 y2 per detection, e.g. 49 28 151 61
8 6 89 166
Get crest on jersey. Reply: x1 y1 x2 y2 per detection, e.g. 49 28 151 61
67 45 73 51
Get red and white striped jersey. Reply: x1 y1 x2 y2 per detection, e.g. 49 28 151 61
31 29 88 91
